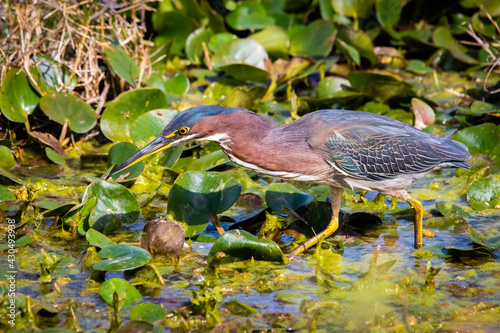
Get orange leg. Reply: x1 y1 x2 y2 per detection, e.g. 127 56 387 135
288 186 343 259
388 190 423 249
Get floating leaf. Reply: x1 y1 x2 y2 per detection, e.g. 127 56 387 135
0 67 40 123
93 244 151 271
435 200 467 218
406 60 433 75
129 303 166 324
0 185 15 202
167 171 242 237
82 180 140 234
468 227 500 250
107 142 144 181
207 229 286 264
99 278 142 308
467 176 500 210
45 148 66 166
86 229 115 249
412 98 435 130
454 123 500 154
289 20 335 57
0 235 32 250
101 88 168 142
39 92 97 133
265 183 313 212
104 40 140 88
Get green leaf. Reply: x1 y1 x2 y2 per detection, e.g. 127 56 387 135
337 40 361 66
45 147 66 166
337 26 376 66
250 25 289 59
86 229 115 249
0 235 32 251
152 10 196 56
99 278 142 308
468 227 500 250
226 2 275 30
0 146 15 170
347 72 411 102
0 67 40 123
185 150 229 172
104 40 140 88
39 92 97 133
406 60 433 75
435 200 467 218
331 0 376 19
212 39 270 82
265 183 313 212
129 303 166 324
93 244 151 271
0 185 15 202
454 123 500 154
101 88 168 142
167 171 242 237
207 229 286 264
376 0 402 30
82 180 140 234
31 55 77 93
289 20 335 57
107 142 145 181
316 76 352 99
467 176 500 210
186 28 214 63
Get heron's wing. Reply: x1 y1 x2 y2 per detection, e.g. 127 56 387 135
317 125 443 181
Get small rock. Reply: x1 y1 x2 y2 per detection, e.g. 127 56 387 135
139 219 185 260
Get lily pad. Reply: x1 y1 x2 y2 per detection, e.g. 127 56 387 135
454 123 500 154
289 20 335 57
167 171 242 237
86 229 115 249
0 67 40 123
107 142 145 181
100 88 168 142
129 303 166 324
93 244 151 271
265 183 313 212
186 28 214 63
347 72 412 102
39 92 97 133
207 229 286 264
99 278 142 308
468 227 500 250
82 179 140 234
466 176 500 210
104 40 140 88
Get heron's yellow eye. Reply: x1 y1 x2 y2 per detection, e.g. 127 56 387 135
178 127 189 135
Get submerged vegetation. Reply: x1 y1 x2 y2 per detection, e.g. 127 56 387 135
0 0 499 331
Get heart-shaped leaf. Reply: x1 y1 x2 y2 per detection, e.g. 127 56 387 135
101 88 168 142
39 92 97 133
99 278 142 308
0 67 40 123
93 244 151 271
82 179 140 234
208 229 286 264
167 171 242 237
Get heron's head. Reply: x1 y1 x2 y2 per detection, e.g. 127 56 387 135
113 106 241 173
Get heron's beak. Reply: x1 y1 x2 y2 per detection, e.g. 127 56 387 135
113 136 175 174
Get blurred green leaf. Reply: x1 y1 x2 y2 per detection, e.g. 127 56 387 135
39 92 97 133
331 0 376 19
226 2 275 30
250 25 288 59
347 72 411 102
101 88 168 142
129 303 166 324
0 146 15 170
0 185 15 202
406 60 433 75
338 26 376 66
208 229 286 264
468 226 500 249
31 55 77 93
45 147 66 166
289 20 335 57
186 28 214 63
454 123 500 154
0 67 40 123
104 40 140 87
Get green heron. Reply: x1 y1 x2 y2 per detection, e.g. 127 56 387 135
114 106 471 257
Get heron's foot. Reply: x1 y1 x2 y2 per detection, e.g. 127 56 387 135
287 216 339 259
407 198 423 249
